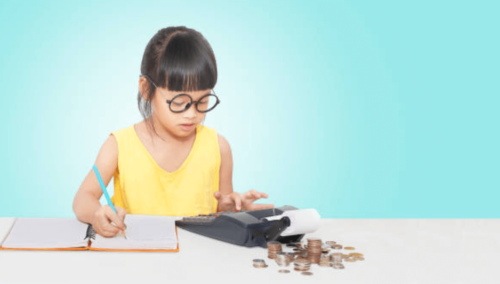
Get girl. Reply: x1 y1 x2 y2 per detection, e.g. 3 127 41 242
73 26 274 238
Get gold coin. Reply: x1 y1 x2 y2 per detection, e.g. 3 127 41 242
344 246 355 250
349 253 363 256
356 257 365 261
345 258 357 262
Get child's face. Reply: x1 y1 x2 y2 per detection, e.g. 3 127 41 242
151 86 211 138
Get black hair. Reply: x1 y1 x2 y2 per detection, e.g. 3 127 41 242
137 26 218 136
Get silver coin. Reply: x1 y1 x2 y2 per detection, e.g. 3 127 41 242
301 272 313 276
278 269 290 273
253 259 265 263
332 263 345 269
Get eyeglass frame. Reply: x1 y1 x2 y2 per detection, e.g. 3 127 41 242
140 74 220 113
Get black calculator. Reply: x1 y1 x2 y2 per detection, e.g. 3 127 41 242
175 205 304 248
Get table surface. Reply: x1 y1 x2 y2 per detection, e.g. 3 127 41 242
0 218 499 284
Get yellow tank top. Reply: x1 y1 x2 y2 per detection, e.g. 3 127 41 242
110 124 221 216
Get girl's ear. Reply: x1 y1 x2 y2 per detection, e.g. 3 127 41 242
139 76 150 101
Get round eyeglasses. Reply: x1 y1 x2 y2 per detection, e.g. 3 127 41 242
166 93 220 113
141 74 220 113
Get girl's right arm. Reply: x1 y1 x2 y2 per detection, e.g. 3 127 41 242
72 135 126 237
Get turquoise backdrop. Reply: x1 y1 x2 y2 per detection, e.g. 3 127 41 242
0 0 498 218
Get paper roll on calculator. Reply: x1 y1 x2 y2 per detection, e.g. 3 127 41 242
263 209 321 236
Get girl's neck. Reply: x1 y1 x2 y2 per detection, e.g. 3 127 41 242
147 116 195 145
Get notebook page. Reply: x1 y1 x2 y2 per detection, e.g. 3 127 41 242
91 215 178 250
1 218 89 249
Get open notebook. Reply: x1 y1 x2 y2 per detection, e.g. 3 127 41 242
0 215 179 252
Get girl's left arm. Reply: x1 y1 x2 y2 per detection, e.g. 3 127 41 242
214 134 274 212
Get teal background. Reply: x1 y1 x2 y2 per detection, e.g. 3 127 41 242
0 0 498 218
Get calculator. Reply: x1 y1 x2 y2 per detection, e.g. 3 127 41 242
175 205 304 248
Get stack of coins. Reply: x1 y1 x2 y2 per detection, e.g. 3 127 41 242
253 259 268 268
319 254 331 267
330 252 342 263
275 252 290 266
329 252 343 269
306 238 322 264
267 241 282 259
285 252 295 263
293 258 311 272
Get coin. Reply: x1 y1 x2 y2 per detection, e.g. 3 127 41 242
253 259 268 268
344 246 355 250
278 269 290 273
349 253 363 257
301 272 313 276
332 263 345 269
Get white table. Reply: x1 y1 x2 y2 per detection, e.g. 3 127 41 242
0 218 499 284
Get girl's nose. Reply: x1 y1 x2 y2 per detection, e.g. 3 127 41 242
183 103 198 118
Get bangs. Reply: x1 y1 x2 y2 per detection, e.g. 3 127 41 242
155 32 217 92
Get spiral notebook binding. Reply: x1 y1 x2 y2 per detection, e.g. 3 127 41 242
85 224 96 240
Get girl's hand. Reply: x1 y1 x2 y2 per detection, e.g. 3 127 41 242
91 205 127 238
214 189 274 212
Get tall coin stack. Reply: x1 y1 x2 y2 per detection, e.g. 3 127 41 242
267 241 282 259
306 238 322 264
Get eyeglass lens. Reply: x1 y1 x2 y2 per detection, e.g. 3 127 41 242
170 94 218 113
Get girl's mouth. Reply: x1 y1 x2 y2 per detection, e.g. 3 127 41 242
180 124 194 131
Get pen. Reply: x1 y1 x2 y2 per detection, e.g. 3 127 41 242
92 164 127 239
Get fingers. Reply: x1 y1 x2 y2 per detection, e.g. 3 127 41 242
104 206 126 231
101 224 121 237
213 191 221 200
239 190 272 211
232 193 242 211
243 189 268 201
116 206 128 230
248 203 275 210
